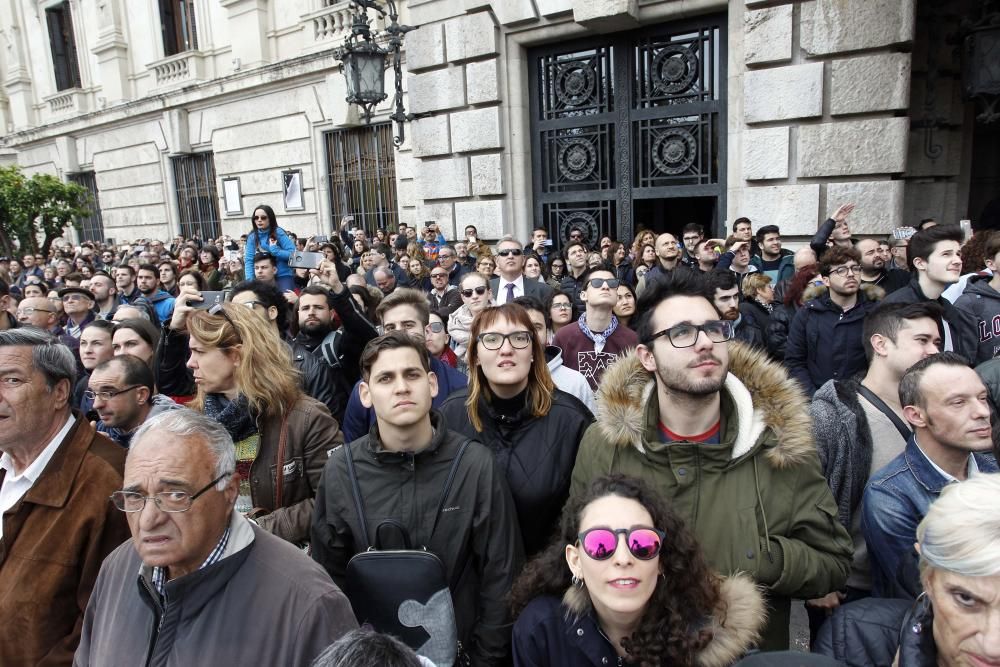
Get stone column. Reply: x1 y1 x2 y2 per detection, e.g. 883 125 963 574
92 0 130 105
220 0 269 70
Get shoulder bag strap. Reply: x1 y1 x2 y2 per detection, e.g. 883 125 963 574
856 384 912 442
428 439 472 538
343 444 372 551
273 413 289 508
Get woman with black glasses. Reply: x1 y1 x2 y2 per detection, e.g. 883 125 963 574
448 271 493 369
439 303 593 556
510 475 763 666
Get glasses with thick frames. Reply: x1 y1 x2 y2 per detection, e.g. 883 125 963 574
828 265 861 278
461 286 488 298
646 320 733 348
477 331 533 350
577 527 666 561
110 472 233 513
496 249 523 257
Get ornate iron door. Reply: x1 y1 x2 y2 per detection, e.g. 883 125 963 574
529 15 726 244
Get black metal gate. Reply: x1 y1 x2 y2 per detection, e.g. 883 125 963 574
529 15 726 245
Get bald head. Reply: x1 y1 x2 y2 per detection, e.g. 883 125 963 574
16 297 58 330
794 247 817 271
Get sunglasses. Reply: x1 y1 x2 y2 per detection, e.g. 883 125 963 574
461 286 488 297
588 278 620 289
428 322 445 333
578 527 666 561
431 273 448 279
497 248 523 257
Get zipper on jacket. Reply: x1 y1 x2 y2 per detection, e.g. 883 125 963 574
139 576 165 666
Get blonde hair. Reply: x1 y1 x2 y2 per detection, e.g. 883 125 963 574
465 304 554 431
742 273 772 299
187 303 301 418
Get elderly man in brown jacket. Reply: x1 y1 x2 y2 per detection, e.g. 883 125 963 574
0 329 129 666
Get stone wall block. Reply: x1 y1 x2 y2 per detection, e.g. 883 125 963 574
411 115 451 158
471 153 504 195
496 0 538 25
798 118 909 177
537 0 574 16
744 5 793 66
406 23 446 71
414 157 471 200
417 202 456 237
443 12 498 62
739 185 821 235
830 53 911 115
467 59 501 105
801 0 915 56
454 200 505 238
408 68 467 114
903 127 963 178
743 127 789 180
827 181 905 233
573 0 639 30
451 107 502 153
744 63 823 123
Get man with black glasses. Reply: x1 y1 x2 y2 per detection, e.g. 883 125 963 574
490 236 552 304
570 268 852 651
76 410 357 666
552 267 638 390
427 266 462 318
435 244 465 286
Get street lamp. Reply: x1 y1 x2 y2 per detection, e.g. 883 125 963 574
336 0 418 146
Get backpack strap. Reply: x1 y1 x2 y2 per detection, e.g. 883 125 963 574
857 384 912 442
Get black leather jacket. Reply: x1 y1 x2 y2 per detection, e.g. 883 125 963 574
815 596 937 666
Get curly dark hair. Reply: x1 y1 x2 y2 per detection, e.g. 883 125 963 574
509 475 722 666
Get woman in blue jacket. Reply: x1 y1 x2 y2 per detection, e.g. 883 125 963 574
244 204 296 291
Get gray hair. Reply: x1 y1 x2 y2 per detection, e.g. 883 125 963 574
131 409 236 490
495 235 523 251
0 328 77 389
917 474 1000 578
310 629 422 667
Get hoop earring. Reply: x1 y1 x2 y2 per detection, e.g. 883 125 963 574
571 574 584 588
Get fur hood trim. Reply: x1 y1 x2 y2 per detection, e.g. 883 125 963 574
562 573 765 666
594 342 815 468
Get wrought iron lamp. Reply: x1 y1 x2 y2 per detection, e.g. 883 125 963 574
336 0 419 146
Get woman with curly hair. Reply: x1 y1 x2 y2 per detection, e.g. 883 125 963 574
631 229 656 263
511 475 764 667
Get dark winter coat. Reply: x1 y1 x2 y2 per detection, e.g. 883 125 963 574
766 302 797 361
883 275 979 363
785 284 884 395
439 388 594 556
737 299 772 356
953 274 1000 363
310 412 524 666
815 596 936 667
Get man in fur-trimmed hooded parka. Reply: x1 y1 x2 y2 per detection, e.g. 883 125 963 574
570 269 853 651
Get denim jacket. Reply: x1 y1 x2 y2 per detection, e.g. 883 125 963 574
861 435 998 596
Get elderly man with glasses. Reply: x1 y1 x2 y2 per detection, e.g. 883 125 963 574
0 329 129 666
75 409 357 666
570 268 853 651
427 264 463 318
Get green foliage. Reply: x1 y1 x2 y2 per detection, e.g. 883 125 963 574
0 165 92 257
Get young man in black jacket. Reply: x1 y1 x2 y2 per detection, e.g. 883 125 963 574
311 333 523 666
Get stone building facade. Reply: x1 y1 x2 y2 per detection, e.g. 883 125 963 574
0 0 995 245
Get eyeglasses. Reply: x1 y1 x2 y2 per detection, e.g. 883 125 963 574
551 302 572 310
477 331 533 350
588 278 620 289
428 322 445 333
438 253 454 259
84 385 143 402
16 307 54 316
110 472 233 513
577 527 666 561
431 273 448 279
646 320 733 348
461 286 488 297
61 294 89 302
239 300 266 310
209 303 243 344
829 265 860 278
497 249 523 257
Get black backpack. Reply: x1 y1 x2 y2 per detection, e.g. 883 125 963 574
341 439 472 667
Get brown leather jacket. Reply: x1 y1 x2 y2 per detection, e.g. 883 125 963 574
0 414 129 666
251 395 343 544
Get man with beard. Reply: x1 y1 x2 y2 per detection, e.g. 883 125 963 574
862 353 998 597
884 225 978 362
570 268 852 650
786 247 881 396
856 238 908 294
135 264 175 323
706 270 765 351
645 232 683 283
293 262 379 412
88 271 118 319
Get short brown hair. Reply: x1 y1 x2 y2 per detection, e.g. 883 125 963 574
374 287 431 327
742 273 772 299
360 331 430 381
818 245 862 276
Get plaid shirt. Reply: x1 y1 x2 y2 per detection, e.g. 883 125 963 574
151 526 231 599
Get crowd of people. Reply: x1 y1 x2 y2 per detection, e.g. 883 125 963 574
1 202 999 667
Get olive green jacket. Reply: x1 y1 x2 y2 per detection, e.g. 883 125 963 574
570 343 853 651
